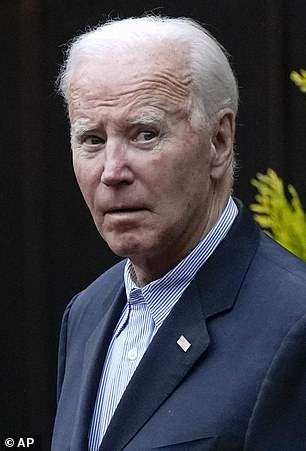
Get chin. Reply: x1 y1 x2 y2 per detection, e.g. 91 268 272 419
106 236 144 259
101 226 157 260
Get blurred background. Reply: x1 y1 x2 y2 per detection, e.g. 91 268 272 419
1 0 306 448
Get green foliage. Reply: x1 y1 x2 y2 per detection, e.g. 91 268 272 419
250 169 306 262
290 69 306 93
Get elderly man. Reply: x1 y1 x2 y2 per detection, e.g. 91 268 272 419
52 16 306 451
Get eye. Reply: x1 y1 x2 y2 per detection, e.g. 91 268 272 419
83 135 105 146
134 130 157 143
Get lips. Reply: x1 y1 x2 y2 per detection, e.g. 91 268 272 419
105 207 147 214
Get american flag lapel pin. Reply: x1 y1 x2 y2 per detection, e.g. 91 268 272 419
177 335 192 352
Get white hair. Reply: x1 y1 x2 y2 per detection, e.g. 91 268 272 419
57 16 239 131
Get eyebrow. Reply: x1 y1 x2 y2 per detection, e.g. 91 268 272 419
70 122 98 140
127 111 165 127
70 111 166 141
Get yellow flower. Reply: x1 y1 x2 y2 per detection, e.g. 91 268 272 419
290 69 306 93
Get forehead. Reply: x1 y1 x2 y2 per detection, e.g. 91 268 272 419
69 43 192 120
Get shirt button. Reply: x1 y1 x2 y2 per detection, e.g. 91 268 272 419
128 347 138 361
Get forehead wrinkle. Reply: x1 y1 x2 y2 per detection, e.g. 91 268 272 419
125 70 192 94
84 81 188 106
97 81 190 112
118 71 192 102
70 60 192 106
70 87 189 119
69 66 192 126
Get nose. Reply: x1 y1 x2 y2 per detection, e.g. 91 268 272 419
100 140 134 187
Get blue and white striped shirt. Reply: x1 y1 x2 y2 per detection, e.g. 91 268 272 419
88 197 238 450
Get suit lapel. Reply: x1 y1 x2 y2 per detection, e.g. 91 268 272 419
196 201 260 320
100 279 210 451
100 204 260 451
70 283 127 450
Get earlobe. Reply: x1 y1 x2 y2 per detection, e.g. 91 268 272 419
210 109 236 179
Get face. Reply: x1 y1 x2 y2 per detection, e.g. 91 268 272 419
69 45 231 281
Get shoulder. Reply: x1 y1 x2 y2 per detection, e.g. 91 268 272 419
259 232 306 278
243 230 306 330
255 231 306 292
223 203 306 335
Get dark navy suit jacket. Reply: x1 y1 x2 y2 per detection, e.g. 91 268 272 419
51 203 306 450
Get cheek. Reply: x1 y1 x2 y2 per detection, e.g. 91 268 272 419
170 160 211 210
73 160 97 206
166 150 210 192
73 160 86 191
144 145 207 206
73 151 100 184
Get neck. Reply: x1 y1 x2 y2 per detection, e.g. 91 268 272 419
131 194 230 286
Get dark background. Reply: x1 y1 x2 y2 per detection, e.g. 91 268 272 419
2 0 306 448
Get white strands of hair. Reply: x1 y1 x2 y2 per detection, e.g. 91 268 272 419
57 16 238 132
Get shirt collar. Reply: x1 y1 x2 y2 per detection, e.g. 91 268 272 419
124 197 238 330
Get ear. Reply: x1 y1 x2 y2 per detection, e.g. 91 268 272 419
210 109 236 180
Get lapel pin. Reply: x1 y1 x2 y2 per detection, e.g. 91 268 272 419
177 335 191 352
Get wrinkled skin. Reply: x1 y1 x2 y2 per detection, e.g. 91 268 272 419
69 43 235 285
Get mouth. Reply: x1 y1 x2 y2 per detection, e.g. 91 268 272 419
105 207 147 215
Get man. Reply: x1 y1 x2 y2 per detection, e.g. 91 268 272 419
52 16 306 451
